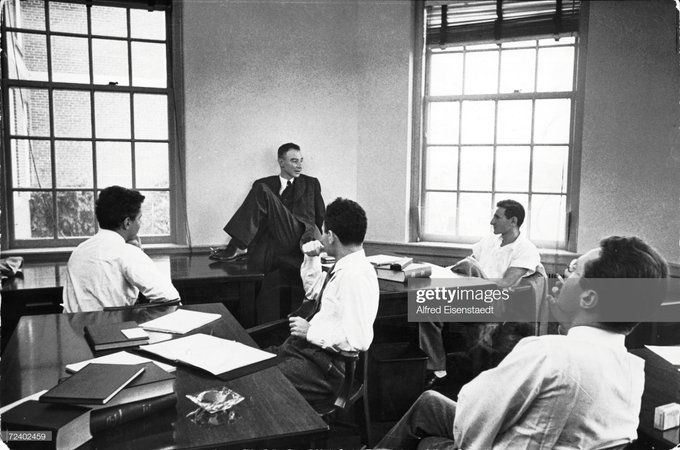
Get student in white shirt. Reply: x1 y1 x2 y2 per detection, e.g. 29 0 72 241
275 198 379 406
421 199 540 388
378 235 668 450
62 186 180 313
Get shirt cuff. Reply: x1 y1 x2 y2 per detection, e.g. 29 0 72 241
306 323 327 348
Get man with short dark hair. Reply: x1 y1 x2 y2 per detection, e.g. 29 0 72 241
377 235 668 449
63 185 180 312
275 198 379 405
420 199 541 387
211 142 324 272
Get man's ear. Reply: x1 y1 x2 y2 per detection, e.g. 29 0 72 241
122 216 131 230
579 289 598 309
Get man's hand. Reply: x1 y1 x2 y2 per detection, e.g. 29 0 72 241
126 235 142 249
289 316 310 339
301 240 324 257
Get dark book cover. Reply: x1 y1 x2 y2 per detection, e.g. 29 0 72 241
40 363 145 405
96 362 175 407
84 321 149 351
1 400 91 450
90 393 177 434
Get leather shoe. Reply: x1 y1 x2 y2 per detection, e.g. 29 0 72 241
209 245 247 262
424 373 448 390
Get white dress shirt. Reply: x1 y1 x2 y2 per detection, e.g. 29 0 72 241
300 249 379 352
453 326 644 449
62 229 180 313
279 176 293 195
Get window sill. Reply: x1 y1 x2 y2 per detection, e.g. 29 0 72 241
364 240 578 272
2 244 192 263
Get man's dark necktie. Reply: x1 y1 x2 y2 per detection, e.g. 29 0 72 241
300 265 335 320
281 179 293 200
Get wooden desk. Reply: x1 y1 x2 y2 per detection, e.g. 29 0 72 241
376 276 500 319
0 253 264 353
630 348 680 447
0 303 328 449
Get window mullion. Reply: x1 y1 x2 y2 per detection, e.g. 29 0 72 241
127 7 136 190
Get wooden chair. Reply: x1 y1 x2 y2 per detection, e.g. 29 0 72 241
246 314 373 446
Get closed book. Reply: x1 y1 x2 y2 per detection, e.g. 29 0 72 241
66 362 174 409
376 263 432 283
40 363 145 405
1 400 91 450
90 393 177 434
84 321 149 351
375 256 413 271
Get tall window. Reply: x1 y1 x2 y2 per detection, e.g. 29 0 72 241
1 0 178 248
418 0 581 249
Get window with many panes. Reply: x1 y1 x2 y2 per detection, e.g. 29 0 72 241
1 0 178 248
418 0 581 249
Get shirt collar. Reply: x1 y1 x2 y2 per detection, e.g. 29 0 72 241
97 228 126 243
567 325 626 348
494 232 525 247
279 175 293 187
332 248 366 273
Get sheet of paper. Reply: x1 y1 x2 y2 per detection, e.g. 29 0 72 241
367 254 403 266
646 345 680 366
65 351 176 373
121 327 149 339
140 309 221 334
140 333 276 376
0 390 48 415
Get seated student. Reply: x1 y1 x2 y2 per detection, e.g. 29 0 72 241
376 235 668 450
62 186 180 313
274 198 379 406
420 199 541 388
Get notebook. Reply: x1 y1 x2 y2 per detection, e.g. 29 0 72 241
40 363 145 405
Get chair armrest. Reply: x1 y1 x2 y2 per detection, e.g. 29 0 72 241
246 318 290 349
246 318 289 336
103 298 181 311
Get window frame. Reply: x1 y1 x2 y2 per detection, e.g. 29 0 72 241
410 0 588 252
0 0 186 250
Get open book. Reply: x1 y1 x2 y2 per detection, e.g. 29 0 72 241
138 333 277 378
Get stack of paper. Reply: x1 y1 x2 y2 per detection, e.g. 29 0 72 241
66 351 176 373
140 309 221 334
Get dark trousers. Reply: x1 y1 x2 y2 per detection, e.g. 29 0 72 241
224 182 304 273
276 336 346 407
375 390 457 450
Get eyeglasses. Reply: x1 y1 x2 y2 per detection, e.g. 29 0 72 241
566 258 578 276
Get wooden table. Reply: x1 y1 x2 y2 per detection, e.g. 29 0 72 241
0 253 264 353
376 276 499 319
0 303 328 449
630 347 680 448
